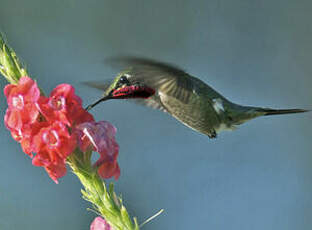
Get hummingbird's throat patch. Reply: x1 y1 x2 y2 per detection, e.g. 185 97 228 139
112 85 155 99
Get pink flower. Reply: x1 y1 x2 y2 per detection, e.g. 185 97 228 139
75 121 120 180
37 84 94 126
3 77 43 157
32 121 76 183
90 217 112 230
3 77 119 183
32 121 76 158
96 151 120 181
4 76 40 131
8 122 48 157
32 150 67 184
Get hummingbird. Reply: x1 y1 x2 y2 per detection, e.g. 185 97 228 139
85 57 308 138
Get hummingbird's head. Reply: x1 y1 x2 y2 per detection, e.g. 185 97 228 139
105 71 155 99
86 70 155 111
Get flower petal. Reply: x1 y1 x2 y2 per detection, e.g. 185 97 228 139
90 217 112 230
75 121 120 180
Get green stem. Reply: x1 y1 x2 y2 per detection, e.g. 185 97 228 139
0 33 29 84
67 149 139 230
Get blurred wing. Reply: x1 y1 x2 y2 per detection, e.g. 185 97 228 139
134 96 168 112
107 57 196 104
106 56 188 75
82 80 112 92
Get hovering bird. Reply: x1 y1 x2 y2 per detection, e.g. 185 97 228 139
85 58 308 138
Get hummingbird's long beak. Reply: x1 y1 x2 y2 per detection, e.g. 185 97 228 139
85 94 112 111
85 84 156 111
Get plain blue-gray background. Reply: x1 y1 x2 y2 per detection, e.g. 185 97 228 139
0 0 311 229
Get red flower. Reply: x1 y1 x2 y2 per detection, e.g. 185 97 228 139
3 77 119 183
37 84 94 126
75 121 120 180
32 150 67 184
4 76 40 131
3 77 43 157
32 121 76 157
32 121 76 183
96 150 120 181
90 216 112 230
7 122 48 157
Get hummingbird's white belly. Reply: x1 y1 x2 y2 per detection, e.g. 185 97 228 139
214 123 236 133
212 98 236 133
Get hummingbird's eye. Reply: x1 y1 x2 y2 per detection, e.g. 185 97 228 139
119 76 129 85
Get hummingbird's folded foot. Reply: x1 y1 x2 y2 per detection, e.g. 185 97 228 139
208 130 217 139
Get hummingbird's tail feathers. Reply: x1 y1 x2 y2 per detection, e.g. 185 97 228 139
257 108 309 116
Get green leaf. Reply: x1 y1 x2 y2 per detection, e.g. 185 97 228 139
121 205 133 229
